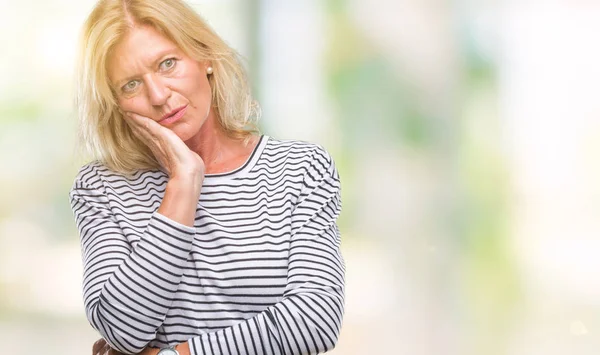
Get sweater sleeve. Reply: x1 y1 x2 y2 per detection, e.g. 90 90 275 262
187 148 345 355
69 176 196 354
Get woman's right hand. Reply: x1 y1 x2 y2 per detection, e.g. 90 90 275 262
93 338 126 355
125 112 204 226
126 112 205 185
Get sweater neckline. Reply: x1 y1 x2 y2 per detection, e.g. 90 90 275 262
203 134 268 180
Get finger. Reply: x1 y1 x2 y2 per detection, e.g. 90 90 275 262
126 123 171 170
125 114 159 146
93 338 106 355
127 112 162 138
126 112 183 157
102 343 112 355
126 112 186 150
126 111 147 126
123 113 155 144
128 120 152 143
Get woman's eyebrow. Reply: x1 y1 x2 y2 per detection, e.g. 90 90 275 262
151 47 180 63
114 47 180 87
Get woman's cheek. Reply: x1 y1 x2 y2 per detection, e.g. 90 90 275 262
117 97 130 112
119 97 142 116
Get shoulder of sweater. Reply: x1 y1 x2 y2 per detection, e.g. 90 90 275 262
265 137 334 165
264 137 338 188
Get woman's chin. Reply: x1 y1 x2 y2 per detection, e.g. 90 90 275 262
172 124 198 144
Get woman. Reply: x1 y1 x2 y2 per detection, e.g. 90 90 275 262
69 1 345 354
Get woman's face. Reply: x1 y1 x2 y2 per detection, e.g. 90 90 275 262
107 24 213 142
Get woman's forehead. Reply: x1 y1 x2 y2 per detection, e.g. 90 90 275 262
107 25 180 84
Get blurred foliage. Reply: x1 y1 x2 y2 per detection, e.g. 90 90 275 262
325 5 431 151
325 2 434 232
456 24 521 355
324 1 522 354
0 100 44 124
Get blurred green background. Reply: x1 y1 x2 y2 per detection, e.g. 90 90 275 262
1 0 600 354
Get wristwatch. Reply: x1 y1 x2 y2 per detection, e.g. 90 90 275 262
157 347 179 355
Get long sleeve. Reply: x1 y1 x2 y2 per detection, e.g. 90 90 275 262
187 149 345 355
70 175 196 354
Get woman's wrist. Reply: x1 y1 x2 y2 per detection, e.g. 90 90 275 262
158 178 201 227
171 168 203 185
168 174 202 196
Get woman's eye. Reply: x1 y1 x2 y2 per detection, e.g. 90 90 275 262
160 58 176 71
122 80 139 93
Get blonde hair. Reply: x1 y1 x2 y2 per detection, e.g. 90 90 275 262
76 0 260 173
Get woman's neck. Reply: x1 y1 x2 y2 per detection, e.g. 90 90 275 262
184 113 258 174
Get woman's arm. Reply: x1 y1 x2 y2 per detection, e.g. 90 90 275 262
72 113 205 354
154 148 345 355
71 175 196 354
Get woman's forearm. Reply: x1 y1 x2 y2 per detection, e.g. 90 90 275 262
72 186 197 353
157 176 202 227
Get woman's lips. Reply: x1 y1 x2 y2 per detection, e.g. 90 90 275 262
159 105 188 125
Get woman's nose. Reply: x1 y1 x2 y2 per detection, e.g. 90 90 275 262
145 74 171 106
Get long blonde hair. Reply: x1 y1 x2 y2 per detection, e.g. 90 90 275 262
76 0 260 173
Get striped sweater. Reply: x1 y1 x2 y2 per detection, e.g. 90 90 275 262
69 136 345 355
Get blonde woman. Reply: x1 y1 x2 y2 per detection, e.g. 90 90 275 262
69 1 345 354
